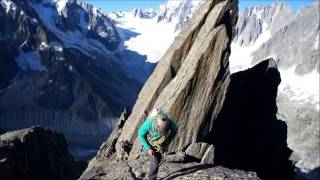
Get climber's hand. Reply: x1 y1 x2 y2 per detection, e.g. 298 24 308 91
160 146 167 153
148 150 155 156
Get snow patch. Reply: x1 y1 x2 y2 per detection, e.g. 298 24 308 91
230 23 271 73
230 20 319 110
29 1 111 58
99 32 108 38
106 0 202 63
114 11 178 63
68 65 73 71
1 0 15 13
279 67 319 110
315 32 319 50
54 0 67 14
165 0 182 9
53 45 63 52
107 12 119 19
15 50 46 71
20 40 28 48
31 18 38 24
58 57 65 61
40 41 49 50
92 7 101 17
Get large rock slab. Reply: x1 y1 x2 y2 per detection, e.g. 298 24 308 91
163 151 187 163
80 0 240 179
114 0 238 158
0 126 86 180
201 145 215 164
184 142 215 164
185 142 212 161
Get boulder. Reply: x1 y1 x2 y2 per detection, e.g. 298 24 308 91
185 142 212 161
201 145 215 164
0 126 86 180
163 151 187 163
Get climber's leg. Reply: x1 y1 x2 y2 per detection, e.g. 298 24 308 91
147 152 162 180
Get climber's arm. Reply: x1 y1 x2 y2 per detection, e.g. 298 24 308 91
138 119 152 151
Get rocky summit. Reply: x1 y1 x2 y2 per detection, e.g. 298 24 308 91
231 2 319 173
79 0 298 179
0 0 302 179
114 0 238 159
79 0 264 179
0 126 86 180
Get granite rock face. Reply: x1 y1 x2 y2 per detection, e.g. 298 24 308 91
0 126 86 180
200 144 215 164
115 0 238 160
80 0 244 179
80 1 298 179
185 142 212 162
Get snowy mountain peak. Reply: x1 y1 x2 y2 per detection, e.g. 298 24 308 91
132 8 143 17
131 8 156 19
156 0 202 31
230 2 320 173
235 1 294 47
54 0 67 14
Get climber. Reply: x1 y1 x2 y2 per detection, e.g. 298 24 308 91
138 108 178 180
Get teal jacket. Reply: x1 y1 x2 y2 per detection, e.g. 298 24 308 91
138 117 178 151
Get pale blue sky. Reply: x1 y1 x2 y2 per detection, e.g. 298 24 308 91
82 0 316 13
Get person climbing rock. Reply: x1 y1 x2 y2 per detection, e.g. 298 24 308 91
138 108 178 180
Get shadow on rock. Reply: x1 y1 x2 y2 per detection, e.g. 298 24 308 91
206 59 295 180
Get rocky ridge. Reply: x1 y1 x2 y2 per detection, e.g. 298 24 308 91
231 1 320 172
234 2 295 47
79 0 268 179
80 0 298 179
114 0 238 158
0 126 86 180
0 0 143 150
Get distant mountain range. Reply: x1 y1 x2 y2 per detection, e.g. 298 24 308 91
0 0 149 150
230 1 319 172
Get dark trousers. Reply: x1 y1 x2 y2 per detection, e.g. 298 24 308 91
147 152 162 180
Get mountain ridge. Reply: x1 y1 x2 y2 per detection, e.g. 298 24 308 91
0 0 145 153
